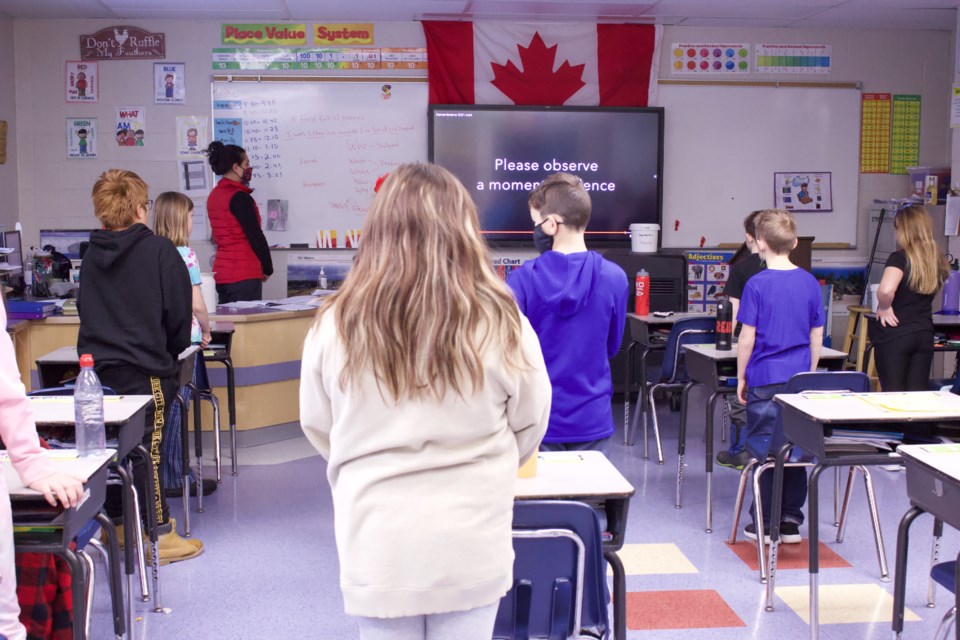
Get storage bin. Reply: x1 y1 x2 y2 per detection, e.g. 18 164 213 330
907 166 951 201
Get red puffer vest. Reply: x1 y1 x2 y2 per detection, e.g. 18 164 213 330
207 178 263 284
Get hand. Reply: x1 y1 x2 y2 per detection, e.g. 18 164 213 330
737 377 747 404
201 331 212 347
28 472 85 508
262 274 271 282
877 306 899 327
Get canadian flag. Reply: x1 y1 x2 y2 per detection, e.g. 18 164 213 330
423 21 662 106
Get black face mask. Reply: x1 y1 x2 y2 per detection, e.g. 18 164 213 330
533 220 554 254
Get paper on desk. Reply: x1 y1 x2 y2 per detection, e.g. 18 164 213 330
218 301 264 309
859 392 956 413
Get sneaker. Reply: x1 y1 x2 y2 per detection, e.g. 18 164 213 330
164 478 218 498
717 449 752 470
780 522 802 544
743 522 771 545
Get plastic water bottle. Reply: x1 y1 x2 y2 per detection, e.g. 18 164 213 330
635 269 650 315
74 353 106 457
715 297 733 350
942 264 960 315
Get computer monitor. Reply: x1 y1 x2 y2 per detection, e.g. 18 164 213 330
38 229 93 260
2 230 22 270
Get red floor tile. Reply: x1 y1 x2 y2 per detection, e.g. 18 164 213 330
626 589 746 630
726 540 851 571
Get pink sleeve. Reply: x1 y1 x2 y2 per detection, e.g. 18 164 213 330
0 307 54 486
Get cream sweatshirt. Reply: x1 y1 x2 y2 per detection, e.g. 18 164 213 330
299 309 551 618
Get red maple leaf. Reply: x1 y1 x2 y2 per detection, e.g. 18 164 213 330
490 32 586 105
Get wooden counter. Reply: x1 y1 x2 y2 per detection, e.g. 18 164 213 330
12 307 318 434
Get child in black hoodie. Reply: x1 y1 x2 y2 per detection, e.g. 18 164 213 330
78 169 203 563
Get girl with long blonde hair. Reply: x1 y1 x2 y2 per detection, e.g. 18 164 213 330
299 163 551 639
871 204 950 390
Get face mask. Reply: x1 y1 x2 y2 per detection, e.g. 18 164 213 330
533 220 554 254
240 167 253 186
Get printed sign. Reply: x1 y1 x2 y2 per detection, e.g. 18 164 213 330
66 118 97 159
154 62 185 104
222 23 307 46
115 106 146 147
66 61 97 103
214 118 243 146
80 26 165 60
671 43 750 74
756 44 832 74
314 23 374 45
774 172 833 212
685 251 734 313
176 116 208 156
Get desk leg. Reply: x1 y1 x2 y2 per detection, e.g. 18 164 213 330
624 341 636 444
133 444 165 613
225 358 238 476
62 548 86 640
633 347 651 455
174 394 190 537
892 506 925 638
187 382 205 513
705 392 721 534
604 549 627 640
765 442 793 612
95 513 126 638
675 381 696 508
928 518 943 607
808 465 826 640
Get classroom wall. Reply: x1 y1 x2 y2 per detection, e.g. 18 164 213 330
658 26 953 260
0 16 18 231
7 19 955 266
11 18 424 263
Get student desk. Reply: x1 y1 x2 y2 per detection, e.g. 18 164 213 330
5 449 122 640
892 444 960 640
30 395 160 619
767 391 960 640
515 451 635 640
680 344 847 533
624 312 710 447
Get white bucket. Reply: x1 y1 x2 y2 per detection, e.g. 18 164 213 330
629 223 659 253
868 283 880 313
200 272 218 314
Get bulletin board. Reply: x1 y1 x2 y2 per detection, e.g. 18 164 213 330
210 77 428 247
655 81 861 248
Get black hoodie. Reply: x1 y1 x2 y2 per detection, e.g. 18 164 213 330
77 224 192 379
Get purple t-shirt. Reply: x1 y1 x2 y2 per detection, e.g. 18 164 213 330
738 267 825 388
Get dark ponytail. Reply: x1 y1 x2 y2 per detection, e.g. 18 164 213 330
205 140 246 176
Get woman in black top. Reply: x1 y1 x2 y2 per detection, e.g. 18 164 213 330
870 205 949 391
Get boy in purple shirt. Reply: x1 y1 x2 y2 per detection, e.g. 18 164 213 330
736 209 824 543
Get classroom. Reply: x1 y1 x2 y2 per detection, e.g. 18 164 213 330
1 0 960 639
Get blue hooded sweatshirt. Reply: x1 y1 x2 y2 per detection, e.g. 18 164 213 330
507 251 628 443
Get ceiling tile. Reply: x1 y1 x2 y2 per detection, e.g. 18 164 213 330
674 16 802 27
789 6 956 29
0 0 117 19
467 1 652 18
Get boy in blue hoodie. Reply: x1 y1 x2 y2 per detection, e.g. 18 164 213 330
507 173 629 451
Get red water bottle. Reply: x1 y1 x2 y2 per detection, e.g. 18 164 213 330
715 297 733 350
635 269 650 315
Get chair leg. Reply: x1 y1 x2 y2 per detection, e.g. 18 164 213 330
719 396 728 443
928 519 944 607
858 465 890 580
80 550 95 639
835 465 857 543
128 463 149 602
729 459 758 544
649 385 664 465
934 606 957 640
210 393 221 483
833 466 841 527
752 462 769 583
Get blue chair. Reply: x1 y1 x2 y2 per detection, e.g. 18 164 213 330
729 371 889 583
494 501 609 640
930 560 957 639
644 316 716 464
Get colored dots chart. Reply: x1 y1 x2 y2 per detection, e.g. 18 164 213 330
860 93 892 174
671 43 750 74
755 44 832 74
890 94 921 175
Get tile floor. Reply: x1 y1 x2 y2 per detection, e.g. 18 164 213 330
83 390 959 639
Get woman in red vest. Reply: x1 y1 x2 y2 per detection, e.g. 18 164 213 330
204 141 274 303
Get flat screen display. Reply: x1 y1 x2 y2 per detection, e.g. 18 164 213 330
428 105 663 245
39 229 93 260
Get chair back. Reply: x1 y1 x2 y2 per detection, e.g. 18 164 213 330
493 500 609 640
931 561 957 594
660 317 716 383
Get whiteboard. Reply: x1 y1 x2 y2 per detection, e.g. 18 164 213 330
656 83 861 248
210 79 427 247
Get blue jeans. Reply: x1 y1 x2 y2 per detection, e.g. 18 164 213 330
539 437 609 454
746 383 807 526
724 396 747 455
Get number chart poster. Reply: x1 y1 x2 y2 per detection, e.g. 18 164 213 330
860 93 892 174
890 94 921 175
671 43 750 74
685 251 734 313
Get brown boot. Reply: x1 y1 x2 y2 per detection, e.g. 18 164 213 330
151 518 203 565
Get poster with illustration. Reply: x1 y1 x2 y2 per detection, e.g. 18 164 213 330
685 251 734 313
66 61 97 103
287 253 354 297
176 116 208 155
115 106 146 147
66 118 97 159
154 62 186 104
774 172 833 212
266 199 289 231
